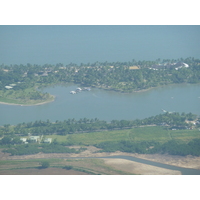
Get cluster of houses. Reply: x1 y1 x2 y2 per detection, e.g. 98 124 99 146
20 134 52 144
5 83 18 89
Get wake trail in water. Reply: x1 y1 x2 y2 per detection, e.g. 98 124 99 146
92 93 99 98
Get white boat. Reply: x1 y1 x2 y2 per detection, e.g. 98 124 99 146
76 87 82 92
162 109 174 114
70 91 76 94
83 87 91 91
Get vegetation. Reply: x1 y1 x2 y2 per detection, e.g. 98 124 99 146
63 165 73 170
40 160 50 168
0 158 133 175
0 112 198 138
2 143 82 156
95 138 200 156
0 57 200 104
0 112 200 157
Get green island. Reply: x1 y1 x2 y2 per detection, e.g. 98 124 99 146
0 57 200 105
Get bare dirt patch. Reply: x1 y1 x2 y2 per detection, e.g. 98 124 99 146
103 158 181 175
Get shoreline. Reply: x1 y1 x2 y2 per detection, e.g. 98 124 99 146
1 82 199 106
0 95 55 106
91 85 155 94
92 82 200 94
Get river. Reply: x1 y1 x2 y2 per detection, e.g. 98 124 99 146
0 83 200 126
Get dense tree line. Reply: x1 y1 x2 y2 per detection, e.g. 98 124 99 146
95 138 200 156
1 112 199 157
3 135 200 157
0 57 200 96
2 142 82 156
0 112 198 137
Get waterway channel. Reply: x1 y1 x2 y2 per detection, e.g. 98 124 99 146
0 83 200 125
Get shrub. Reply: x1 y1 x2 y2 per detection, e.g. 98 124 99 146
63 165 73 170
40 161 50 168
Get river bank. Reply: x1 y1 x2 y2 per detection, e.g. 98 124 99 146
0 95 55 106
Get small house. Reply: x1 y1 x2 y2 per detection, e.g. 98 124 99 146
29 136 41 143
5 86 13 89
43 138 52 144
20 138 27 143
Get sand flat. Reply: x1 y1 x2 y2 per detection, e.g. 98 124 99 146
103 158 181 175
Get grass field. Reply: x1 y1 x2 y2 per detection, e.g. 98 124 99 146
0 87 54 105
0 158 133 175
44 126 200 145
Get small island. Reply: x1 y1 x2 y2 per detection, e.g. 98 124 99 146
0 57 200 105
0 87 55 106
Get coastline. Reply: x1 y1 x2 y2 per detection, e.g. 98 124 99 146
1 82 199 106
0 95 55 106
92 85 155 94
92 82 200 94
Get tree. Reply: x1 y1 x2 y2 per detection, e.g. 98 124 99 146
40 160 50 168
3 124 10 134
12 137 23 145
1 136 12 144
63 165 73 170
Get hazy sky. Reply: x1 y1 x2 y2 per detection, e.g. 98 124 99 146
0 25 200 65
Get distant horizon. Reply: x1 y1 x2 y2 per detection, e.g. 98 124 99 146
0 56 198 67
1 25 200 66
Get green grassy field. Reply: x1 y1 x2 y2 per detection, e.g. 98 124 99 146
0 88 54 105
0 158 133 175
44 126 200 145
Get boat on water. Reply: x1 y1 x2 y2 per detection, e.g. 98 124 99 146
162 109 174 114
70 87 91 94
83 87 91 91
76 87 82 92
70 91 76 94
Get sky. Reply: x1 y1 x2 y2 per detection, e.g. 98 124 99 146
0 25 200 65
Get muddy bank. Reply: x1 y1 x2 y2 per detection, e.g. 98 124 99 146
103 158 181 175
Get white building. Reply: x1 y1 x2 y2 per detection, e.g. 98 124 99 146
29 136 41 143
43 138 52 144
5 86 13 89
20 138 27 142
